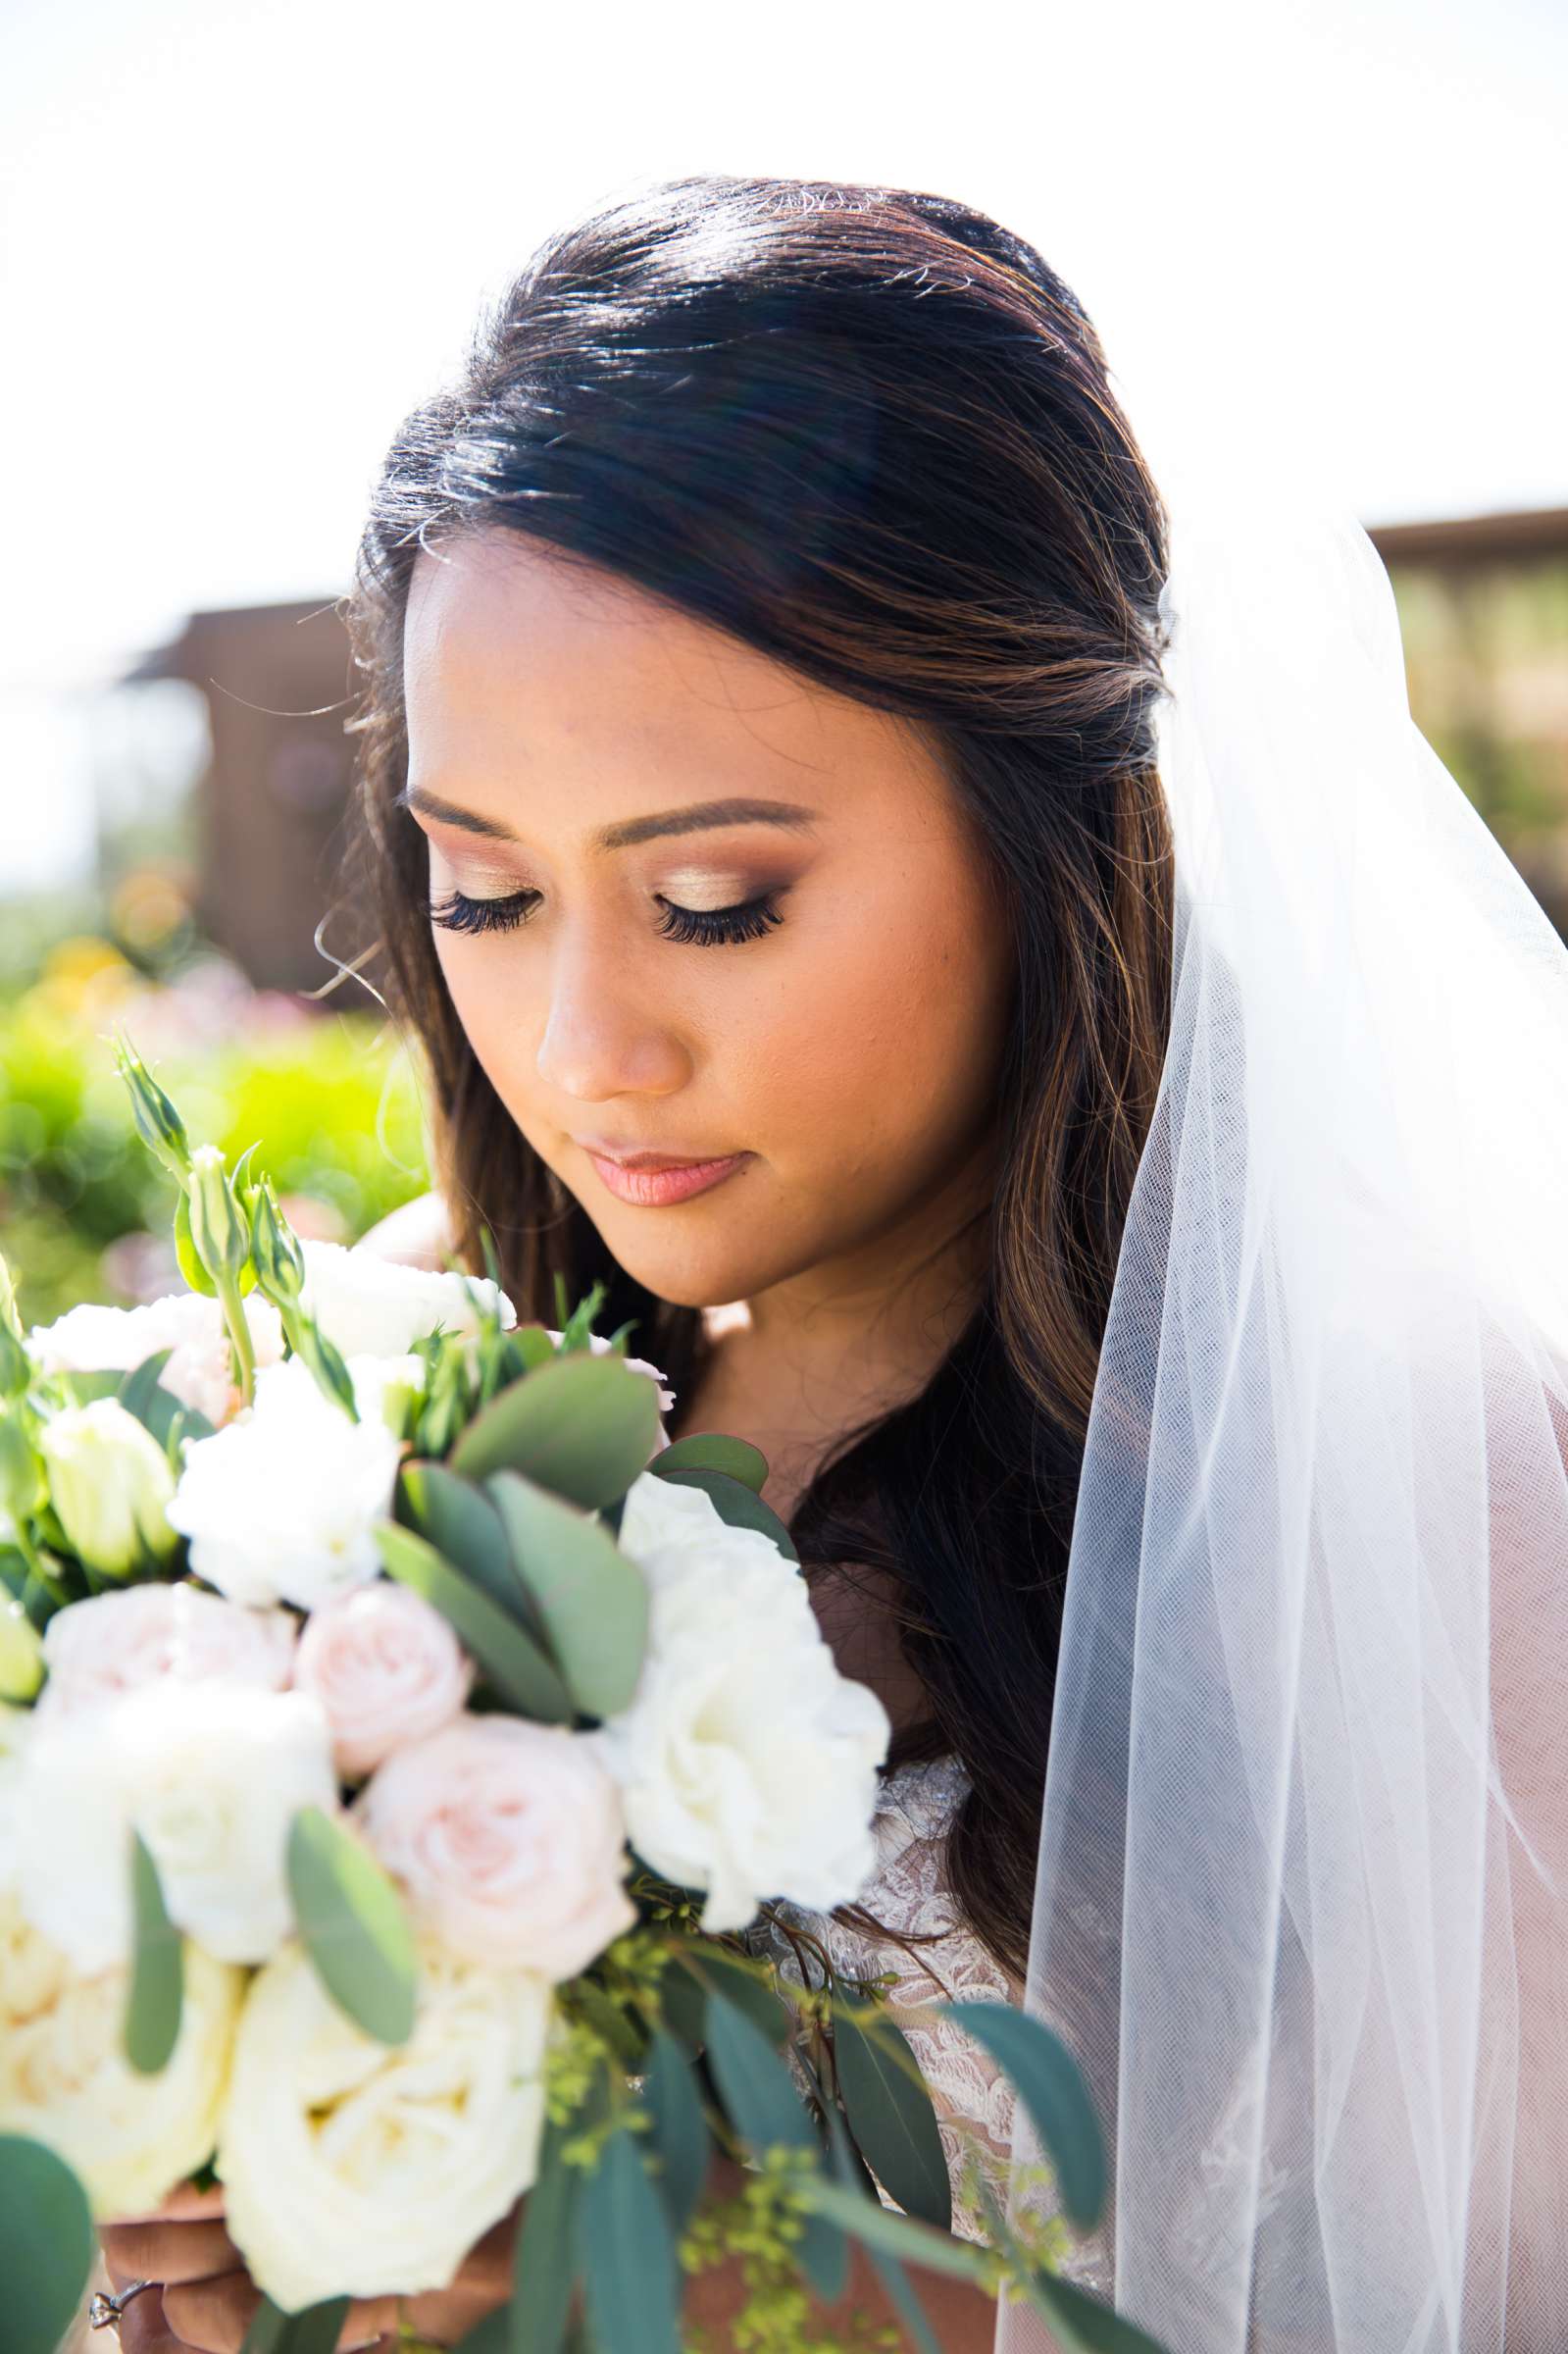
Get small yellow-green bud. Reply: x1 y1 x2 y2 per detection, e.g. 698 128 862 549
248 1180 305 1305
0 1598 44 1702
112 1033 192 1180
38 1399 178 1578
186 1145 249 1283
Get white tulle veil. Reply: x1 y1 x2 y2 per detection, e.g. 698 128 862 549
996 377 1568 2352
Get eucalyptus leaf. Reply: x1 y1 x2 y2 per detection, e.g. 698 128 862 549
451 1353 661 1507
506 2119 581 2354
118 1349 219 1451
1019 2268 1172 2353
651 1432 768 1493
673 1945 794 2049
702 1986 818 2159
647 1464 798 1563
510 1323 561 1372
577 2124 682 2354
791 2174 993 2285
831 1994 951 2231
483 1472 649 1718
641 2026 711 2236
375 1519 574 1724
935 1998 1105 2230
969 2171 1169 2354
397 1459 553 1646
126 1826 183 2073
0 2134 96 2354
285 1805 417 2046
822 2102 945 2354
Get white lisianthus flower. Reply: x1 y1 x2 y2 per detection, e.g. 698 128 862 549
588 1472 892 1933
26 1289 284 1428
298 1238 515 1360
0 1890 244 2219
347 1350 428 1438
39 1399 179 1577
166 1353 402 1611
13 1680 337 1972
217 1933 553 2310
33 1581 297 1727
353 1714 636 1980
0 1701 30 1893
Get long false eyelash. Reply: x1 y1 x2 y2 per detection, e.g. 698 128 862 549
428 888 538 937
428 887 787 947
655 893 786 947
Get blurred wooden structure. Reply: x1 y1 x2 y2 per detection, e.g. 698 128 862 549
120 598 360 999
119 505 1568 995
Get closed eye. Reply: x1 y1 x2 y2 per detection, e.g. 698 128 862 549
428 886 787 947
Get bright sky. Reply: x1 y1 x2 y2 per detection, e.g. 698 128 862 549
2 0 1563 891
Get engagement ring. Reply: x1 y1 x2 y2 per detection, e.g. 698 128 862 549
88 2278 158 2329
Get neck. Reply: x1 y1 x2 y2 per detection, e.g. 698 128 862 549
694 1133 995 1448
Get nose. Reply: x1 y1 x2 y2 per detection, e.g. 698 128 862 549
532 927 690 1103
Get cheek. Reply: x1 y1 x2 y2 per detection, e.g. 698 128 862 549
758 866 1011 1173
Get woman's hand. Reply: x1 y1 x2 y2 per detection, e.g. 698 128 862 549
98 2177 523 2353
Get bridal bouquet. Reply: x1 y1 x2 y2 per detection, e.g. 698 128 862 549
0 1035 1155 2354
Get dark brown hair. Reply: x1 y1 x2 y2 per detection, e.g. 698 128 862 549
336 174 1175 1987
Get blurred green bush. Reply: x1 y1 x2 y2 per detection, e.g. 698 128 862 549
0 937 430 1330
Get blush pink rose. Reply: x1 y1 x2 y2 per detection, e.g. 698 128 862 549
353 1714 637 1982
289 1582 475 1779
35 1581 298 1725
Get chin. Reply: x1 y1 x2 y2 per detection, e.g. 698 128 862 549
585 1209 812 1315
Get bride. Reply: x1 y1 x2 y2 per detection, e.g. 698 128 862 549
99 172 1568 2353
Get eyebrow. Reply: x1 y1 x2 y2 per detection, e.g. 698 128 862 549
395 786 819 851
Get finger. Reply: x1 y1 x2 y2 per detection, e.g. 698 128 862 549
112 2282 183 2354
100 2218 242 2285
102 2178 228 2226
160 2269 263 2354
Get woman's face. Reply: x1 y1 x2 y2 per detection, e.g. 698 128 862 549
400 530 1015 1310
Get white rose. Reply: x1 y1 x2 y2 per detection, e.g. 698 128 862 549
27 1289 284 1428
299 1238 515 1359
13 1680 338 1972
291 1581 474 1778
166 1353 402 1611
0 1890 244 2219
217 1933 552 2310
353 1714 636 1981
588 1471 892 1932
34 1581 298 1727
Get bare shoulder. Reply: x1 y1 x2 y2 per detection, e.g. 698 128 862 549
353 1188 455 1272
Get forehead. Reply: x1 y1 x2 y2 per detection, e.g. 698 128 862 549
401 529 928 804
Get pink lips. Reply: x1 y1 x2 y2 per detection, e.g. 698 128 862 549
584 1151 750 1207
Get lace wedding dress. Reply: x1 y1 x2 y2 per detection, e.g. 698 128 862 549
742 1753 1114 2293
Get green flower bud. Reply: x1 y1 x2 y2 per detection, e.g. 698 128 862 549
0 1322 30 1405
186 1144 249 1283
0 1597 44 1703
248 1178 306 1306
0 1412 45 1523
111 1032 192 1180
38 1399 179 1578
0 1249 21 1336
